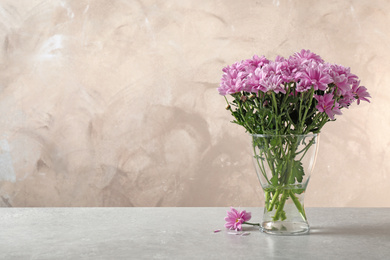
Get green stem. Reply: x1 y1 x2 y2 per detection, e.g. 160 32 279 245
253 140 271 184
271 92 279 133
290 190 307 220
224 96 236 117
267 189 280 212
297 136 316 161
273 189 288 221
237 95 255 134
280 139 298 185
225 95 256 134
243 221 260 226
265 191 271 210
300 88 315 132
298 93 304 128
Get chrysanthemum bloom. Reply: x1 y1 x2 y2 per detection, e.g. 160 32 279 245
314 93 342 120
293 49 324 64
296 63 333 92
218 62 248 95
243 55 269 73
248 62 286 94
351 81 371 105
328 64 359 95
260 74 285 94
224 207 252 231
338 91 354 108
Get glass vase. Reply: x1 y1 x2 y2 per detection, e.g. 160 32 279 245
251 133 319 235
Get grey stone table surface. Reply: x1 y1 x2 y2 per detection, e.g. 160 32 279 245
0 207 389 259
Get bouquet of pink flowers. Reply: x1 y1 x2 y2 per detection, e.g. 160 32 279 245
218 49 370 135
218 50 370 229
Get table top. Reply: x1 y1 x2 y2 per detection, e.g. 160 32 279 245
0 207 389 259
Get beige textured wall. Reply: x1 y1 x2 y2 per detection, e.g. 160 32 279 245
0 0 388 207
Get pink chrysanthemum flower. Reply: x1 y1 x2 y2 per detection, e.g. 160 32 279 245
243 55 269 73
224 207 252 231
277 59 296 83
314 93 342 120
296 63 333 92
338 91 354 108
351 81 371 105
328 64 358 96
260 74 285 94
293 49 324 64
218 62 248 95
248 62 286 94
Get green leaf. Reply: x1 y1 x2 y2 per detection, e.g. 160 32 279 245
270 138 278 146
290 160 305 184
270 174 279 186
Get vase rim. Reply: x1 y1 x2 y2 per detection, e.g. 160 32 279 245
250 133 319 137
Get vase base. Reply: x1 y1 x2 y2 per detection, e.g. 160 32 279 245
260 221 310 235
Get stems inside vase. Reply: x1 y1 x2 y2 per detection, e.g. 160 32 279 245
252 134 317 226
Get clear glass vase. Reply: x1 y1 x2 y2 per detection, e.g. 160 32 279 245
251 133 319 235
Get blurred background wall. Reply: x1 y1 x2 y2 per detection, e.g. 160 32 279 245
0 0 388 207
